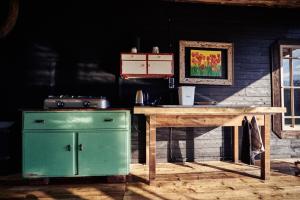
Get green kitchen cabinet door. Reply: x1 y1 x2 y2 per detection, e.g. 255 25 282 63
23 132 76 177
78 131 129 176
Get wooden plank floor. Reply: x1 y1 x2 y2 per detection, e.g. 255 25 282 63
0 159 299 200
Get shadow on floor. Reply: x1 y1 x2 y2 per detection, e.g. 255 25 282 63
269 160 299 176
0 175 124 200
182 162 261 179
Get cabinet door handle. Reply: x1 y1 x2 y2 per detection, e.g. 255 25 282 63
34 119 45 123
78 144 83 151
66 145 71 151
104 118 114 122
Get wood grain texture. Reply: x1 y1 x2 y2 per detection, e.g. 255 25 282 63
146 116 150 166
1 160 300 200
271 43 283 138
137 107 283 182
165 0 300 8
155 115 265 127
233 126 239 163
134 106 286 115
282 131 300 139
261 114 271 180
148 115 157 182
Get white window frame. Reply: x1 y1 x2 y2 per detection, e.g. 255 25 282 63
280 45 300 131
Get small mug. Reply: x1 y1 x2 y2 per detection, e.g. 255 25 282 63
152 46 159 53
131 47 137 53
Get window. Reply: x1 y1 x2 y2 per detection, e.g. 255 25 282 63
272 43 300 138
281 46 300 130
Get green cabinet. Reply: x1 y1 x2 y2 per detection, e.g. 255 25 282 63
78 130 128 176
22 110 131 178
23 132 76 177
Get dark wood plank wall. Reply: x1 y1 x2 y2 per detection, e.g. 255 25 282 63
129 2 300 163
0 1 299 168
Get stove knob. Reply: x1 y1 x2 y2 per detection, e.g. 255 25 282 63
83 101 90 108
56 101 64 108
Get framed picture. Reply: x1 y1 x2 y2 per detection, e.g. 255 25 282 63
179 40 233 85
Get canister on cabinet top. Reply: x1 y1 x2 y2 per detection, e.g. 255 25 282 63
152 46 159 53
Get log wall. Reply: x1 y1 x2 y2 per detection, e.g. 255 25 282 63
0 1 299 166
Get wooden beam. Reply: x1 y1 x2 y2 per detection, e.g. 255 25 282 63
271 43 283 138
233 126 239 163
164 0 300 8
134 106 286 116
261 114 271 180
147 115 157 183
146 116 150 166
155 114 265 127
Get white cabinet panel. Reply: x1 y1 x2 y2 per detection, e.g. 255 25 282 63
148 61 173 74
122 61 147 74
120 53 174 78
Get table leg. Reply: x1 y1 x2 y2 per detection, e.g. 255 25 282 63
261 114 271 180
148 115 157 183
233 126 239 163
146 117 150 166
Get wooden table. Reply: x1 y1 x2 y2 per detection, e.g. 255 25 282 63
134 106 286 183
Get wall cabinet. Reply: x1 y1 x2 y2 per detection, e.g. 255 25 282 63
22 110 131 178
120 53 174 78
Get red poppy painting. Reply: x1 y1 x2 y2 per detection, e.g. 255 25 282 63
190 50 222 77
179 40 233 85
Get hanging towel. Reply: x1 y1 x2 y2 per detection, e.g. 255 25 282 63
241 116 252 165
250 116 265 164
241 116 265 165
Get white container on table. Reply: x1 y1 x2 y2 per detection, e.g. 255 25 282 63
178 86 195 105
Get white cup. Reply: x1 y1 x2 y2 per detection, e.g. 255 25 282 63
152 46 159 53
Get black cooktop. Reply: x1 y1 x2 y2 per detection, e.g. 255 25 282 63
47 95 102 99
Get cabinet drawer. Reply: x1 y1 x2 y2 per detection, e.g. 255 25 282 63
23 112 128 130
148 54 173 61
121 54 146 60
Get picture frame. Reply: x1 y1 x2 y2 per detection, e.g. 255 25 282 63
179 40 233 85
